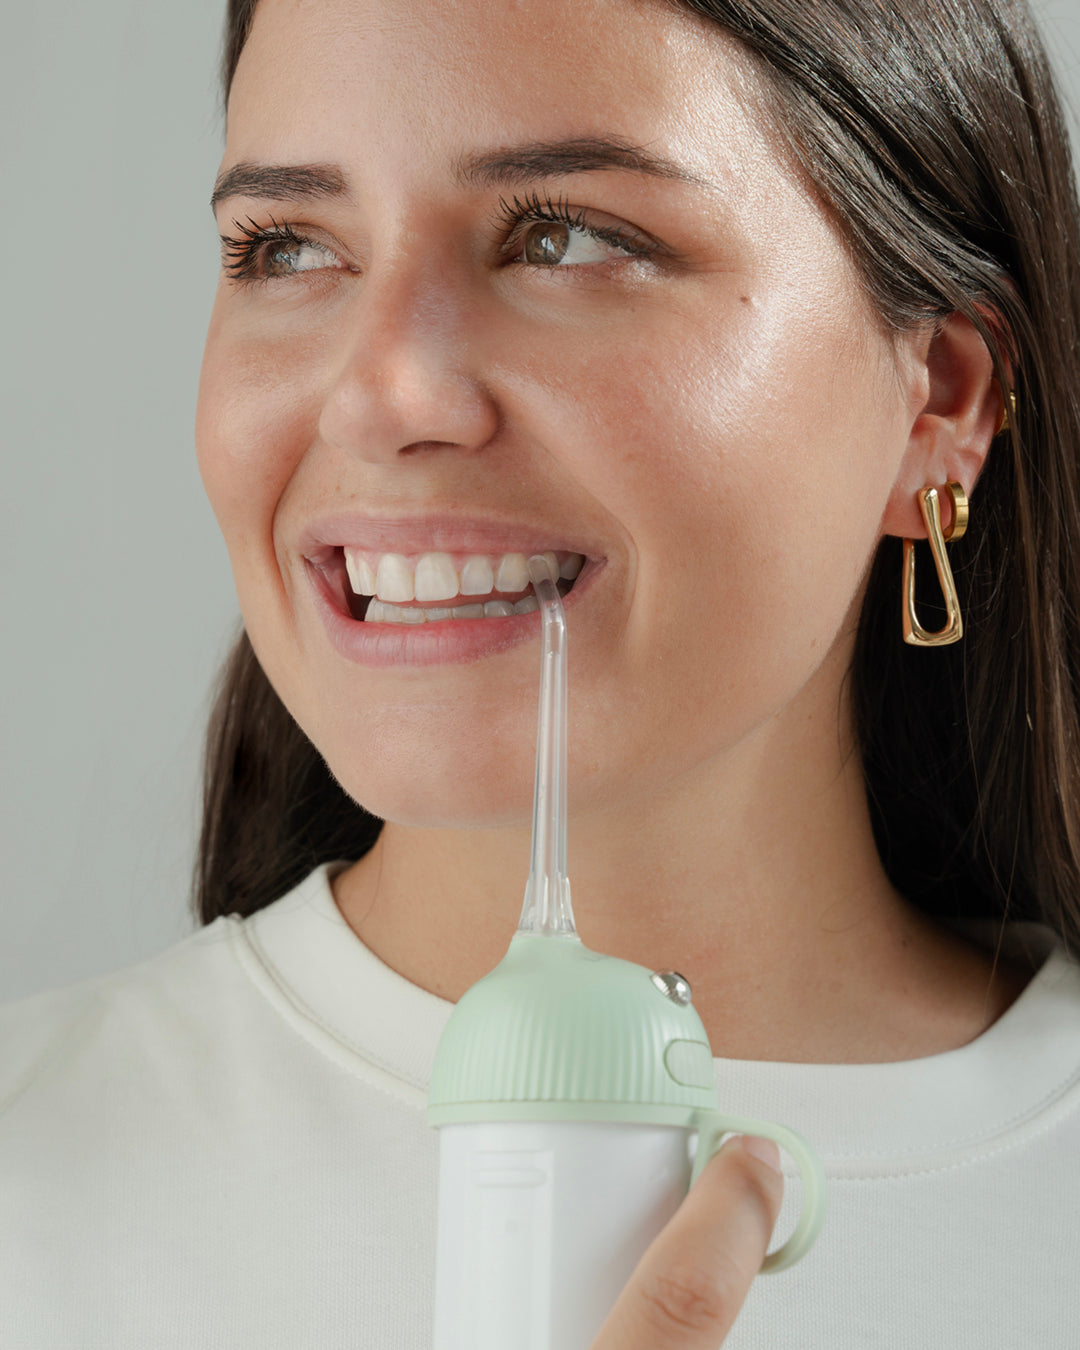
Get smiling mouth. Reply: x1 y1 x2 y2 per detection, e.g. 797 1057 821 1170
315 547 584 624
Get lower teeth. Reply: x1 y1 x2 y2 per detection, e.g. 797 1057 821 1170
364 594 541 624
362 580 572 624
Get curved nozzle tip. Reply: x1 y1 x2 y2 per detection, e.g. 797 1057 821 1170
527 554 558 587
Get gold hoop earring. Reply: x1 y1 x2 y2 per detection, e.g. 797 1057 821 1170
902 482 968 646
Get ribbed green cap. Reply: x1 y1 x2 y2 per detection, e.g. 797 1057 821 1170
427 932 720 1127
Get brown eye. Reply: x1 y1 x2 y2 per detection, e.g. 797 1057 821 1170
523 221 570 265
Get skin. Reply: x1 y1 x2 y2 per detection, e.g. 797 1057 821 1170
197 0 1030 1069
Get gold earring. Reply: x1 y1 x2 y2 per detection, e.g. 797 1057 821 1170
902 482 968 646
996 389 1017 435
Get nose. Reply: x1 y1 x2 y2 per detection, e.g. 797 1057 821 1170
317 257 500 464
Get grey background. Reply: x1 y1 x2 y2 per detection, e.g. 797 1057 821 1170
3 2 1080 1002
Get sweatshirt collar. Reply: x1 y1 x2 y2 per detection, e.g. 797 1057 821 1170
239 862 1080 1171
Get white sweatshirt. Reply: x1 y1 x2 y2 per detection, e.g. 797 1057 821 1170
2 861 1078 1348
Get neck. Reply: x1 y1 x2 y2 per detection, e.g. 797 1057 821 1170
332 646 1028 1063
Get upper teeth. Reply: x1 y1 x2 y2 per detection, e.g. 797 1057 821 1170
344 549 586 603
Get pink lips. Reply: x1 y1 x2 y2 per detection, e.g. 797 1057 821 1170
304 552 600 669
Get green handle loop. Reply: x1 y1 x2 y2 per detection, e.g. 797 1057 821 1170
689 1110 827 1273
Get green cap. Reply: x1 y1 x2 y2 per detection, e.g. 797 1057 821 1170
427 931 719 1127
426 929 829 1274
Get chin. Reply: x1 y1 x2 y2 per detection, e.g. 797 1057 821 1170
313 692 538 818
328 761 535 831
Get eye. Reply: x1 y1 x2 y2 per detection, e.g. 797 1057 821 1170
264 239 337 276
497 191 660 269
519 220 625 266
218 215 349 286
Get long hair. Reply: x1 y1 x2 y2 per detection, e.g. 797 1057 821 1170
195 0 1080 962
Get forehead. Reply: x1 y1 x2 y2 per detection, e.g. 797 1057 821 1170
226 0 773 187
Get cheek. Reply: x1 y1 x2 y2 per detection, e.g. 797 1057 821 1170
195 299 318 567
643 324 892 652
506 280 892 594
499 285 898 777
194 299 339 720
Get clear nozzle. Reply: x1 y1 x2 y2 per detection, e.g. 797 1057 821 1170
518 555 577 936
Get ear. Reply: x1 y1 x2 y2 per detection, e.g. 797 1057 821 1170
881 312 1004 539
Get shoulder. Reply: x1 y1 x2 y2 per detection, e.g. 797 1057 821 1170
0 916 241 1123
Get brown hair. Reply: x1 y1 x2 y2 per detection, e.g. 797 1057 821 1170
196 0 1080 962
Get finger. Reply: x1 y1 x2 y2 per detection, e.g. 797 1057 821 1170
590 1134 784 1350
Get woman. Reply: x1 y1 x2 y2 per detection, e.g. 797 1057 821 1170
4 0 1080 1344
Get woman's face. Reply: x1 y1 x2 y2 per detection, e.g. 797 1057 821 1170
197 0 916 828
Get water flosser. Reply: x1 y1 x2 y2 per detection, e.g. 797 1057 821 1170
429 556 827 1350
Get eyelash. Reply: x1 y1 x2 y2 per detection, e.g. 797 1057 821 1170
217 191 657 286
493 190 656 261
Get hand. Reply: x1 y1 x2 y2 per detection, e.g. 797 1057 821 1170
590 1134 784 1349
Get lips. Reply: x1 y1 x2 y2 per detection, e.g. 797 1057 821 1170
303 546 603 667
297 512 605 665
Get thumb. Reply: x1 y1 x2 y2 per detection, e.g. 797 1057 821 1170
590 1134 784 1350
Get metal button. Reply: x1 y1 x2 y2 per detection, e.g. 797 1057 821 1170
650 970 693 1005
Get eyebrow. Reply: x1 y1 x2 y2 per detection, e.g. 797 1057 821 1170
210 162 350 212
453 137 714 191
210 137 712 212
